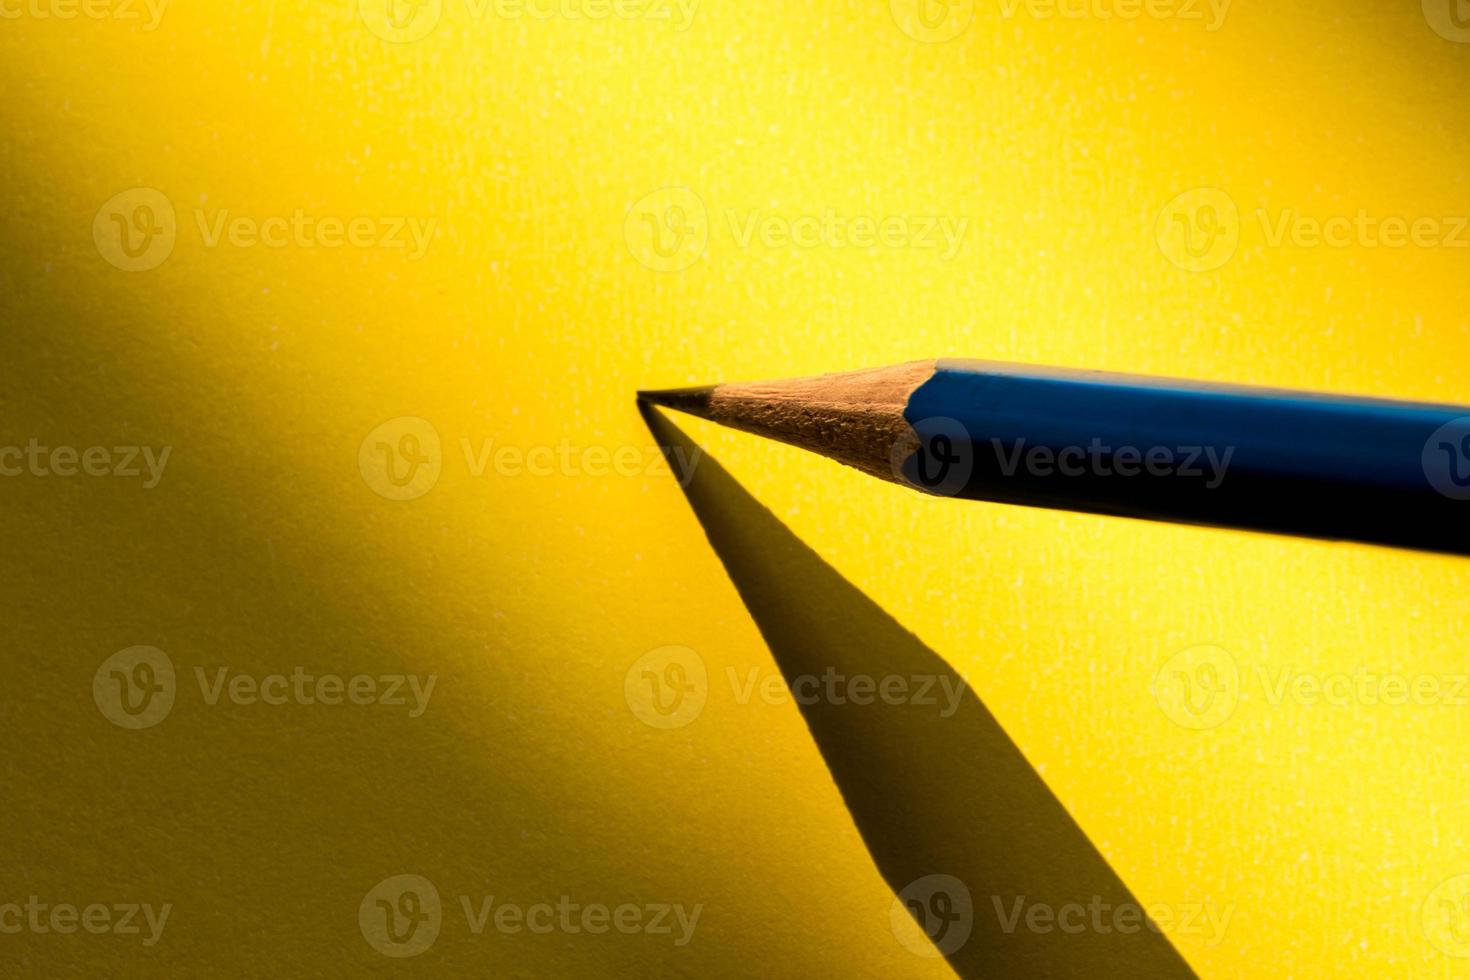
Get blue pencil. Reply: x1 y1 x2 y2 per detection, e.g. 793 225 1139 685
639 360 1470 556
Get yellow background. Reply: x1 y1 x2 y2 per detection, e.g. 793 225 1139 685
2 0 1469 975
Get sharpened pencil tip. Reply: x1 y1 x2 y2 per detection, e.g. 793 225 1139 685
636 385 717 418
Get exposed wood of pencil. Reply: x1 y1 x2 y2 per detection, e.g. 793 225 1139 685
636 361 936 481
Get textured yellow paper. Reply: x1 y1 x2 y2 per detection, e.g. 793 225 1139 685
1 0 1468 975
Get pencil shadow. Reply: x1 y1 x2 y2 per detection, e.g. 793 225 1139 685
641 404 1196 978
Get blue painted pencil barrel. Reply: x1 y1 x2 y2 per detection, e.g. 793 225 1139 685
898 360 1470 556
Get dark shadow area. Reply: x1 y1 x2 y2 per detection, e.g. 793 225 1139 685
641 404 1196 978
